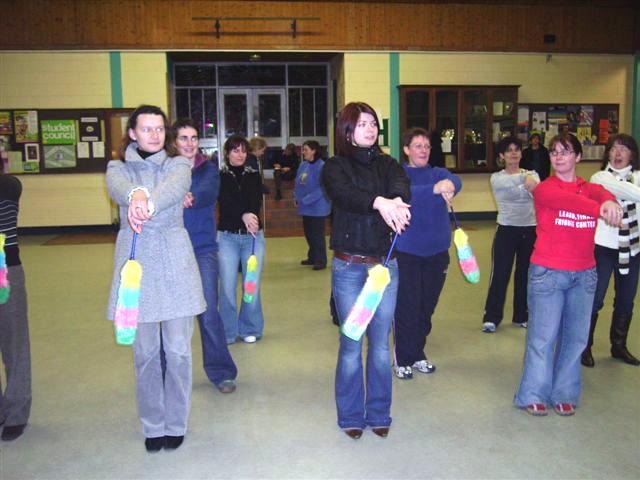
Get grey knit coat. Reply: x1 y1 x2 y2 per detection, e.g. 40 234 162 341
106 144 206 323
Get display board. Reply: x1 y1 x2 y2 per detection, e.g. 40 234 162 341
0 108 132 174
516 103 619 161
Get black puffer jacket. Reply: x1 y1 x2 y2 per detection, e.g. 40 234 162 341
322 147 410 256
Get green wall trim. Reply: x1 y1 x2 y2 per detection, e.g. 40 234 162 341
389 53 400 160
109 52 123 108
633 53 640 140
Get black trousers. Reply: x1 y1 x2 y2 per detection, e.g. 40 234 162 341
482 225 536 325
302 215 327 265
394 250 449 367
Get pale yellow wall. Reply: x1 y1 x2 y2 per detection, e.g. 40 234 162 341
18 173 112 227
0 52 112 108
121 53 168 111
344 53 391 120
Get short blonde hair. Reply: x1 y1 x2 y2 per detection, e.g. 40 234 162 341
249 137 267 153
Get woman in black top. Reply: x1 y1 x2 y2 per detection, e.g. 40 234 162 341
217 135 265 344
322 102 411 440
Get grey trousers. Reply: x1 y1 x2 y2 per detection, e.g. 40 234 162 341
0 265 32 427
133 316 193 438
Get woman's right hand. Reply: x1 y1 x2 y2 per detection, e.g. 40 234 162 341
373 196 411 233
128 190 151 233
242 212 260 236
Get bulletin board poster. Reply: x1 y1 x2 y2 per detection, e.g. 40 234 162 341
41 119 77 145
518 103 618 149
14 110 38 143
0 112 12 134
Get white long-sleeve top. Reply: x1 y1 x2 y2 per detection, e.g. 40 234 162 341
490 169 539 226
591 168 640 250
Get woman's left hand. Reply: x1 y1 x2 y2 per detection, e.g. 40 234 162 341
434 179 455 205
242 212 260 235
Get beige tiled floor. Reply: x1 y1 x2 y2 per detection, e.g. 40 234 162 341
1 222 638 479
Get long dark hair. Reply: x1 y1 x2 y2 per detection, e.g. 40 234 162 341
335 102 382 158
600 133 639 171
120 105 177 159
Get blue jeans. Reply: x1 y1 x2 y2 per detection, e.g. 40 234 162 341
195 251 238 385
332 257 399 429
514 263 597 407
217 230 265 343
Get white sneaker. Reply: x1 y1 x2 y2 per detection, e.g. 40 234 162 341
394 366 413 379
412 359 436 374
242 335 257 343
482 322 496 333
513 321 528 329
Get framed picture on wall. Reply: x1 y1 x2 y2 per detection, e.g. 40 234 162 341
23 143 40 172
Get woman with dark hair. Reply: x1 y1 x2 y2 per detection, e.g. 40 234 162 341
521 133 551 181
482 136 539 333
393 128 461 379
582 133 640 367
106 105 205 452
294 140 330 270
514 134 620 417
322 102 410 439
217 135 265 344
171 118 238 392
273 142 299 200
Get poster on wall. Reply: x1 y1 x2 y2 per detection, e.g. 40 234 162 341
44 145 77 169
23 143 40 172
14 110 39 143
8 151 22 174
0 112 12 134
41 119 77 145
80 117 101 142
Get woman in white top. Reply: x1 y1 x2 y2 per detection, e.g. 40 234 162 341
582 133 640 367
482 136 540 333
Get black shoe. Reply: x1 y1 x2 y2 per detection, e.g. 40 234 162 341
1 424 26 441
145 436 165 452
313 263 326 271
275 190 282 201
300 259 314 265
164 435 184 450
581 348 595 367
611 345 640 366
344 428 363 440
372 427 389 438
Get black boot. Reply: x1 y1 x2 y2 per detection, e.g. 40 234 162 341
581 314 597 367
610 313 640 366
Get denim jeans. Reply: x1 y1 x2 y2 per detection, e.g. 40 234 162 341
217 230 265 343
195 251 238 385
332 257 399 429
514 263 597 407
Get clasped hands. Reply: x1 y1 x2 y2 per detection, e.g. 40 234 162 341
128 190 151 233
373 196 411 233
600 200 624 228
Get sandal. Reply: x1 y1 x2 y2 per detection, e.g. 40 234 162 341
554 403 575 416
525 403 548 416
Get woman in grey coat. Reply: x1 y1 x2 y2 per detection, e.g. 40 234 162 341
106 105 205 453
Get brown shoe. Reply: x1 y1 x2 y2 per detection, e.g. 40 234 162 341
344 428 363 440
372 427 389 438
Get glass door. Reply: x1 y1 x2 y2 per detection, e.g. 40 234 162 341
218 88 286 150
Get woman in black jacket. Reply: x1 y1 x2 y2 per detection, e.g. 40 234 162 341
322 102 411 440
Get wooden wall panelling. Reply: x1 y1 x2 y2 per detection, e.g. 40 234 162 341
0 1 637 53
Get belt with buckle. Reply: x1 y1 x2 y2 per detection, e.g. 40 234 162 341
334 251 384 265
221 228 249 235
